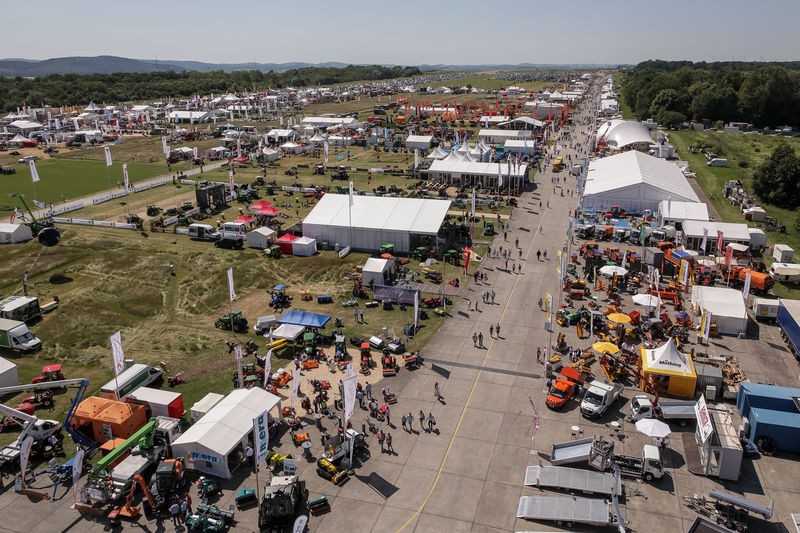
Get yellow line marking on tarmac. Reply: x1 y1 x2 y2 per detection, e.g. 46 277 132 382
395 184 551 533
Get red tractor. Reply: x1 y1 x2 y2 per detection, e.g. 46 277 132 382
32 364 65 384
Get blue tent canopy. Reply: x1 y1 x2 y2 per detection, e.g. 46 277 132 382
279 309 331 328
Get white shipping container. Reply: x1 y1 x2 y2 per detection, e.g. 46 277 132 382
751 297 779 320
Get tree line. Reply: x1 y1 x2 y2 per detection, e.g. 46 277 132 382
621 61 800 128
0 65 421 111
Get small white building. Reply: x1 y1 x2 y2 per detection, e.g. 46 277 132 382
246 227 276 249
405 134 433 151
280 142 305 155
773 244 794 263
477 128 532 146
657 200 710 226
168 111 212 123
503 139 537 156
362 257 395 287
292 236 317 256
172 388 282 479
682 221 751 253
301 116 358 129
190 393 224 422
0 223 33 244
0 357 18 388
691 286 748 336
265 129 297 144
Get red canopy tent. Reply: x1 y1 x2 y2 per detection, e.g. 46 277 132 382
236 215 256 224
252 206 279 217
276 233 298 255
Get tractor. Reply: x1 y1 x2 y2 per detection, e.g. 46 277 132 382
215 311 248 333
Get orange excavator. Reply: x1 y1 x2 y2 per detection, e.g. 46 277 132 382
111 473 156 521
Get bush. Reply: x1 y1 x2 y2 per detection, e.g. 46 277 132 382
738 160 749 168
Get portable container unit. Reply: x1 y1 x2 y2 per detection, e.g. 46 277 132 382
750 297 779 321
292 236 317 257
190 392 224 422
777 299 800 359
736 382 800 419
772 244 794 263
695 363 724 400
127 387 185 419
73 396 149 444
745 407 800 454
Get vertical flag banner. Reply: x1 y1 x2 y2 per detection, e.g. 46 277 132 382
742 270 752 299
413 149 419 170
348 181 354 206
323 140 329 164
725 244 733 267
122 163 130 191
193 146 199 159
700 228 708 254
253 410 270 466
703 310 713 341
413 290 420 331
104 146 113 167
471 188 476 218
716 231 724 254
228 169 236 197
263 349 273 388
161 136 169 157
342 374 357 424
227 267 236 301
29 160 40 183
72 447 85 500
110 331 126 375
290 371 300 406
497 162 503 188
234 345 244 388
19 436 34 487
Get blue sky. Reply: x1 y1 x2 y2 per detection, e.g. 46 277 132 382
5 0 799 64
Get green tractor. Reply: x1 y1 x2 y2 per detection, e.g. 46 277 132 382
483 222 496 237
265 245 282 258
215 311 248 333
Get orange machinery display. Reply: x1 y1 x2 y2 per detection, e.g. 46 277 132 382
73 396 148 444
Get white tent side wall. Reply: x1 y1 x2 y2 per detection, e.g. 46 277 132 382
171 440 231 479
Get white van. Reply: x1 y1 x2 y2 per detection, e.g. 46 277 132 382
100 363 163 399
187 223 218 241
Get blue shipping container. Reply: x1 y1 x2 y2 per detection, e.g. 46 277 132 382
737 383 800 419
748 407 800 454
777 300 800 358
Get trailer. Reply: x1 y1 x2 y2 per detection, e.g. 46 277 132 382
777 299 800 359
547 437 595 465
516 495 623 529
524 465 622 497
630 395 697 425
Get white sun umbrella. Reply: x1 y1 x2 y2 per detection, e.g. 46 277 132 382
599 265 628 277
635 418 672 439
632 293 660 308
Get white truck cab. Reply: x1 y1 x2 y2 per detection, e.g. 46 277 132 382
580 380 622 418
0 318 42 352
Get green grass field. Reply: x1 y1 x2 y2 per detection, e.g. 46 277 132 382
434 76 551 91
670 130 800 298
0 159 169 214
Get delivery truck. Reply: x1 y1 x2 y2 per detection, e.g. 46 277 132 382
0 318 42 352
777 299 800 360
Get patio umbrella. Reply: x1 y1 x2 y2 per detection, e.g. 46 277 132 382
599 265 628 277
235 214 255 224
592 341 620 354
607 313 632 325
632 294 660 308
636 418 672 439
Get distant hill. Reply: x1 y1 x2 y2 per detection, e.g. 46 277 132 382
0 55 618 77
0 56 358 76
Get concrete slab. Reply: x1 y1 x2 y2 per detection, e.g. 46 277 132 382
315 497 383 533
423 473 484 523
442 437 495 480
415 512 473 533
456 408 504 443
473 481 522 531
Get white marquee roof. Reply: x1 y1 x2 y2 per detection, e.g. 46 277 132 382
428 156 528 178
585 151 699 202
596 119 652 149
691 286 747 320
658 200 709 221
643 338 692 374
682 220 751 241
173 388 280 456
303 194 451 235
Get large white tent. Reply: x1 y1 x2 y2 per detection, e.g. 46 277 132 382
0 357 18 388
595 119 652 151
691 286 748 336
582 151 699 213
658 200 710 226
172 388 281 479
302 194 451 253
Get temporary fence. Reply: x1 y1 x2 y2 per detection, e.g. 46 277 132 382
52 217 138 230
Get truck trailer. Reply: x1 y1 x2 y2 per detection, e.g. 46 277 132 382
743 407 800 454
736 382 800 419
777 299 800 360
